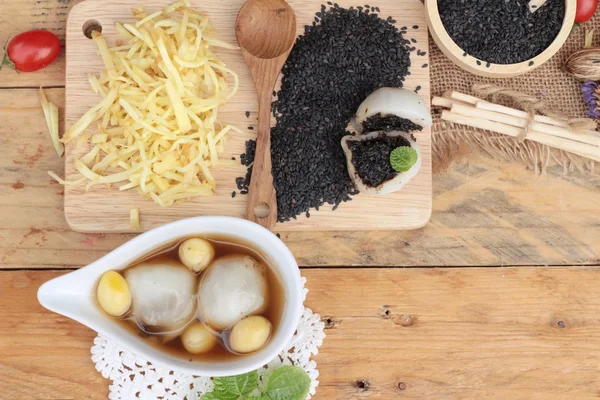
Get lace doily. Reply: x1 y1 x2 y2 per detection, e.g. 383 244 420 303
91 278 325 400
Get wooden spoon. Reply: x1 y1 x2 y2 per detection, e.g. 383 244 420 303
235 0 296 229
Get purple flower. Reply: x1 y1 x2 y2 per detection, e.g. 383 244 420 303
582 81 600 119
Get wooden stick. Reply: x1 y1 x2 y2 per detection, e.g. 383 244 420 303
432 97 455 108
447 92 595 132
450 103 600 147
441 111 600 161
432 96 470 109
448 91 480 105
436 94 600 136
475 101 569 128
451 103 526 130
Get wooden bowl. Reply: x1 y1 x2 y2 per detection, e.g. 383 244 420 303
425 0 576 78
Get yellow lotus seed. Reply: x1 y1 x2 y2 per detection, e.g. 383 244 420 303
229 316 272 354
96 270 132 317
179 238 215 272
181 322 217 354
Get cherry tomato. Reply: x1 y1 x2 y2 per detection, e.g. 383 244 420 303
576 0 598 23
1 30 60 73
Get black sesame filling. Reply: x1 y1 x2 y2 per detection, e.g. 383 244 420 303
237 4 412 222
348 134 411 188
361 114 423 133
438 0 564 64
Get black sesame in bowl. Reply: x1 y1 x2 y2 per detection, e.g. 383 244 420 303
352 87 432 134
361 114 423 133
341 131 421 195
437 0 565 65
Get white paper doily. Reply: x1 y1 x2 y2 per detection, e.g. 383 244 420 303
91 278 325 400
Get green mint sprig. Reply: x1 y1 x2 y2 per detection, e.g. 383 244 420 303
390 146 418 172
200 366 310 400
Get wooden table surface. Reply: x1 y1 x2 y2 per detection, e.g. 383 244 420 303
3 0 600 398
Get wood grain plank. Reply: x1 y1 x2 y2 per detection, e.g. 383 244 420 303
4 267 600 399
2 89 600 267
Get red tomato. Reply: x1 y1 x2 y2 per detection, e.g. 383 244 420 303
576 0 598 23
1 30 60 72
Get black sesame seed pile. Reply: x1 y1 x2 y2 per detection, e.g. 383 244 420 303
238 4 411 222
348 133 411 187
438 0 564 64
361 114 422 133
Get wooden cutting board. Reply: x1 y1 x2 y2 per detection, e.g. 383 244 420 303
64 0 431 232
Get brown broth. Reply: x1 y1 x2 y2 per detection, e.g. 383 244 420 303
97 235 285 362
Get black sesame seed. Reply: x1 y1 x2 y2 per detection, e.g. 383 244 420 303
276 233 281 238
412 25 418 29
245 111 250 118
476 60 482 65
438 0 564 64
231 191 236 198
361 114 423 133
237 4 410 222
529 60 534 66
411 38 417 43
348 133 411 187
486 62 491 67
248 126 254 130
422 63 428 68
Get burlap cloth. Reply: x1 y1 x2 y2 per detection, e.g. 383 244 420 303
429 15 600 174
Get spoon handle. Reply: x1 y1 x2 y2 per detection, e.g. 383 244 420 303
245 73 278 228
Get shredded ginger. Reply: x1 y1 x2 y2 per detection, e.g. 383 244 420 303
53 0 241 207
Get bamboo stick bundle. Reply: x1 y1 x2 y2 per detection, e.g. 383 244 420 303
434 92 600 162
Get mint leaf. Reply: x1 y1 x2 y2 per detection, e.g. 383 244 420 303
245 396 270 400
265 366 310 400
213 370 259 399
199 392 222 400
390 146 418 172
